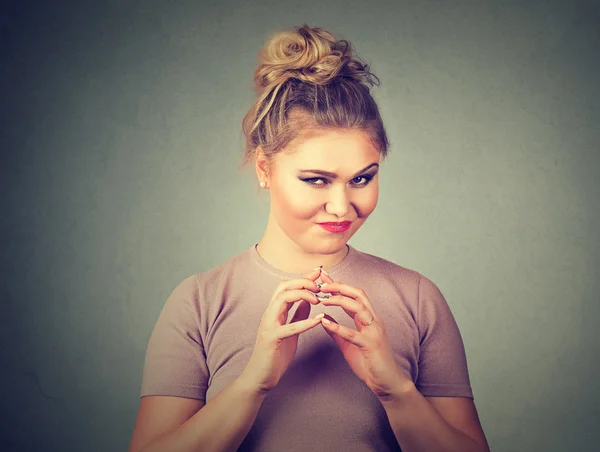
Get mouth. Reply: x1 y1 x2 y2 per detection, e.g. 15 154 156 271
317 221 352 233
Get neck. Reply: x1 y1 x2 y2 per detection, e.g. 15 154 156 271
256 215 350 274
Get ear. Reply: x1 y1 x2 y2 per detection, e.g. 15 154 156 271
254 147 270 183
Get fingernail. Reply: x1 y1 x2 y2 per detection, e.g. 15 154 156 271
322 318 331 325
315 313 325 319
317 283 327 289
316 294 331 300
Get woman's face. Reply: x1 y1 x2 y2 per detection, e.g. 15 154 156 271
266 128 381 255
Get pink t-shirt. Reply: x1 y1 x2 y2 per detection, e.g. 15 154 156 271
141 244 473 451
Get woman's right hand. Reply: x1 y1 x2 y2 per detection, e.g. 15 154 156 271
238 267 324 395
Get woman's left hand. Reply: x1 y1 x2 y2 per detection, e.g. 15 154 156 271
318 271 414 401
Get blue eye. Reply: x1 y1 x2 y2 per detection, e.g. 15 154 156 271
352 175 374 186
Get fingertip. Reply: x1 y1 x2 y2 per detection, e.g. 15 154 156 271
305 268 321 281
307 292 320 304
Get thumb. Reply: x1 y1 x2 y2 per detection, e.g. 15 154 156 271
305 267 324 282
320 315 348 351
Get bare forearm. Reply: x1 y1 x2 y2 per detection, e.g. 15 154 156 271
381 384 488 452
140 377 265 452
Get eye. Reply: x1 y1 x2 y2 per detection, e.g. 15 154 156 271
300 175 375 187
352 175 374 186
301 177 328 186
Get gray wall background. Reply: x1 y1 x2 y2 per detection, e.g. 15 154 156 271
2 1 599 451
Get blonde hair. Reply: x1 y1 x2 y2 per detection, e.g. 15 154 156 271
240 24 389 170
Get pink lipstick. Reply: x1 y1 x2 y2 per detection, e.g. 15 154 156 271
317 221 352 233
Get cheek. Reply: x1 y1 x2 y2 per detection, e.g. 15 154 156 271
273 183 320 219
356 187 379 217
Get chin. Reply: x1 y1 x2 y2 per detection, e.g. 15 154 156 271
300 238 349 255
320 245 346 255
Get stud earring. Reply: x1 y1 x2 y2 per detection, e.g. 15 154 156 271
260 181 266 188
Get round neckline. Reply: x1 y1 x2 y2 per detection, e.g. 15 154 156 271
248 243 358 279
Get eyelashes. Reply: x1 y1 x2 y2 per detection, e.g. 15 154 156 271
300 175 375 187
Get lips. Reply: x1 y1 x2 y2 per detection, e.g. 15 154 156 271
317 221 352 233
318 221 352 227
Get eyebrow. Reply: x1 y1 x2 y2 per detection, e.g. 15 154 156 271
297 163 379 179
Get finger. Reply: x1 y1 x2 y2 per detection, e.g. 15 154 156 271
319 314 348 352
280 289 321 306
318 282 376 314
276 313 325 340
319 294 362 316
320 315 366 348
269 288 317 319
270 269 322 304
268 289 320 325
301 266 324 284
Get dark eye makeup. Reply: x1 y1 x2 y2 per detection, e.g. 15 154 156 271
300 174 375 187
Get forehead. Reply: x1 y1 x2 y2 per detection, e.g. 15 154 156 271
279 129 380 166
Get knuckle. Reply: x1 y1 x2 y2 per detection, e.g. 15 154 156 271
271 294 283 306
278 291 297 304
258 330 273 343
270 289 284 303
304 294 318 304
276 280 288 292
296 289 315 302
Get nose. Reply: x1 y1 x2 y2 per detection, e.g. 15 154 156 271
325 185 352 218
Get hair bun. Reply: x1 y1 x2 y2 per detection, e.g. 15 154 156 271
254 24 377 90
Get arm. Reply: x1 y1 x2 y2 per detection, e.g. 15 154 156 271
317 273 490 452
131 268 325 452
130 376 266 452
380 383 490 452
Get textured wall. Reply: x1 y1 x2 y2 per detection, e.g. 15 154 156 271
1 1 599 450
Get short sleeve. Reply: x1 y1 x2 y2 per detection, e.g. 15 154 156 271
415 274 473 399
140 275 209 400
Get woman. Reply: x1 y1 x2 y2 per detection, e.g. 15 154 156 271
129 24 490 452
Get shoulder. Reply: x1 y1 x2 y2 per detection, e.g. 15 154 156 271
167 247 258 308
159 248 255 320
350 247 424 286
191 247 255 288
348 247 447 306
162 248 250 297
